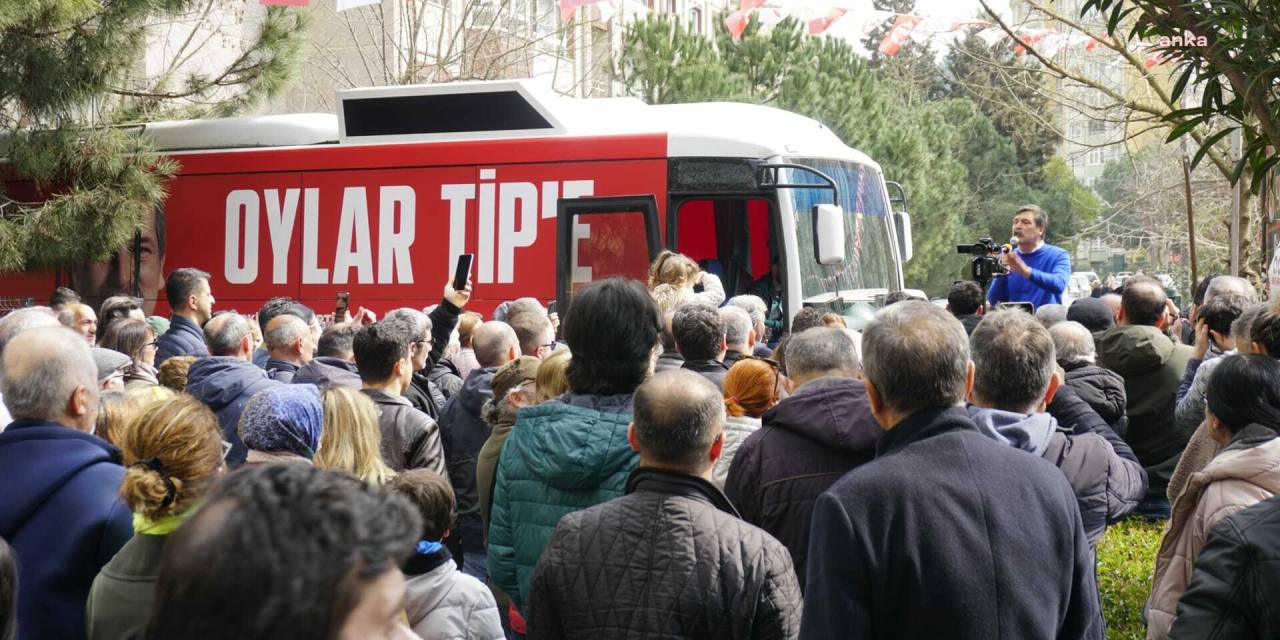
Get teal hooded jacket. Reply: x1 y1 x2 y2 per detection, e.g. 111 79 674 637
487 393 638 616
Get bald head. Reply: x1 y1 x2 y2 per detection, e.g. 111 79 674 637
1205 275 1256 304
631 370 725 472
204 313 252 359
473 321 520 368
265 314 314 363
1120 277 1167 327
1 326 98 431
1100 293 1122 320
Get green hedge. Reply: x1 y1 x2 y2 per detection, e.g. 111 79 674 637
1097 517 1165 639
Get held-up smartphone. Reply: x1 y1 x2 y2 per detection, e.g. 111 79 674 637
334 291 350 320
996 301 1034 314
453 253 474 291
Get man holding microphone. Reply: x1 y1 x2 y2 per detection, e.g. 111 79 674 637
987 204 1072 310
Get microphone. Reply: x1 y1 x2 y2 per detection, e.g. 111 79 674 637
1003 237 1016 253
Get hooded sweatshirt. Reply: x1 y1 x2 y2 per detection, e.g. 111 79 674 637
0 421 133 640
487 392 638 616
439 367 497 552
1097 324 1193 490
967 405 1146 545
185 356 281 467
723 376 882 586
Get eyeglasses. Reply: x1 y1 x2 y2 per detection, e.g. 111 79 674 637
537 342 560 357
742 355 783 403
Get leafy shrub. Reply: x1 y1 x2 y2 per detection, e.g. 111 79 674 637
1097 517 1165 640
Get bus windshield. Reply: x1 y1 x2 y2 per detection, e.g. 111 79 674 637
787 158 899 301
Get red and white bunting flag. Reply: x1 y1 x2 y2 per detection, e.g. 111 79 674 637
808 8 847 36
560 0 606 22
740 0 765 11
878 15 922 56
260 0 309 5
335 0 378 10
1086 37 1103 51
725 9 752 41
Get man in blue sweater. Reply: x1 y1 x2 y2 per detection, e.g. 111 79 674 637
987 204 1071 309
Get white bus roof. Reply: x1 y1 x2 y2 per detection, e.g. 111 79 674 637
140 80 878 170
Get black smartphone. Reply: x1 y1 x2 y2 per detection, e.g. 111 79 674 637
453 253 474 291
334 291 350 320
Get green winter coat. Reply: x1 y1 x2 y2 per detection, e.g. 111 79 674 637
486 393 638 617
1096 324 1192 493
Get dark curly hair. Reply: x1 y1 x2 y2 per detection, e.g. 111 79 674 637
563 277 662 395
146 465 420 640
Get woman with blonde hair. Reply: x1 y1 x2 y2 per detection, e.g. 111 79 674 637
714 357 786 488
316 386 395 484
86 395 225 640
534 348 572 404
647 250 725 307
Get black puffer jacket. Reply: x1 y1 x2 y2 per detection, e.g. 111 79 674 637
1062 361 1129 436
724 376 881 586
1171 494 1280 639
527 468 801 640
438 367 496 553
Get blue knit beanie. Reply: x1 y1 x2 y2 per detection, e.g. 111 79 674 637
237 384 324 459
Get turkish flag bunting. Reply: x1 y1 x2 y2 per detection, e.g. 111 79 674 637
740 0 765 10
808 8 847 35
725 9 752 41
878 15 922 56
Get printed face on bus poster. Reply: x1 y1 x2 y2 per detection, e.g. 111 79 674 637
66 206 167 315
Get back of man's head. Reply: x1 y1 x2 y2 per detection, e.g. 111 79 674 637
1067 297 1115 333
947 281 983 316
1034 304 1067 328
561 277 661 396
631 370 725 472
505 297 546 320
1 326 97 428
353 320 412 383
384 308 429 342
0 307 59 359
507 312 552 357
785 327 860 385
472 321 519 368
264 315 309 355
727 295 766 333
256 297 296 329
457 312 484 348
1193 273 1223 307
204 313 251 357
147 464 420 639
672 303 725 361
1120 276 1167 327
1232 302 1270 347
1050 321 1096 367
1204 275 1256 305
1250 311 1280 357
718 305 753 350
862 301 969 419
790 307 825 334
49 287 80 311
317 322 360 361
165 268 210 311
1200 293 1248 338
970 310 1056 413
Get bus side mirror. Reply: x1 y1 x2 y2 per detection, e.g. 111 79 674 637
814 204 846 266
895 210 913 263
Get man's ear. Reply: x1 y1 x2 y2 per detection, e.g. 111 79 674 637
708 430 724 464
1040 371 1062 411
864 377 884 416
747 328 757 348
509 344 520 361
1115 307 1127 323
964 360 976 400
67 385 91 418
627 422 641 453
240 334 253 357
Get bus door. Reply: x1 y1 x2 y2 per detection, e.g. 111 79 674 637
668 196 779 300
555 195 661 310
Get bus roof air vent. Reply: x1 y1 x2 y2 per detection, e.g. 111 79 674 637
337 80 567 144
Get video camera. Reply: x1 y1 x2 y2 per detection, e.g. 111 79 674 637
956 237 1007 290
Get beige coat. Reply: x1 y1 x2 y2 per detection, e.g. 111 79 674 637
1145 427 1280 639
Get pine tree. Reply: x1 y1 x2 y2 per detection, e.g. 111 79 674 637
0 2 308 271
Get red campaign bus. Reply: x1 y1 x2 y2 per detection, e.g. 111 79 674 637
1 80 914 325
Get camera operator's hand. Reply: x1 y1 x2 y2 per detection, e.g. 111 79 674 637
1000 250 1030 278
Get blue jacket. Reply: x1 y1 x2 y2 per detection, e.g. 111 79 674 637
439 367 496 552
0 421 133 640
800 407 1103 640
186 356 281 467
487 393 638 616
154 315 208 366
987 243 1071 309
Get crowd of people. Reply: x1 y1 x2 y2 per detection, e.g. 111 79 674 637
1 250 1279 640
